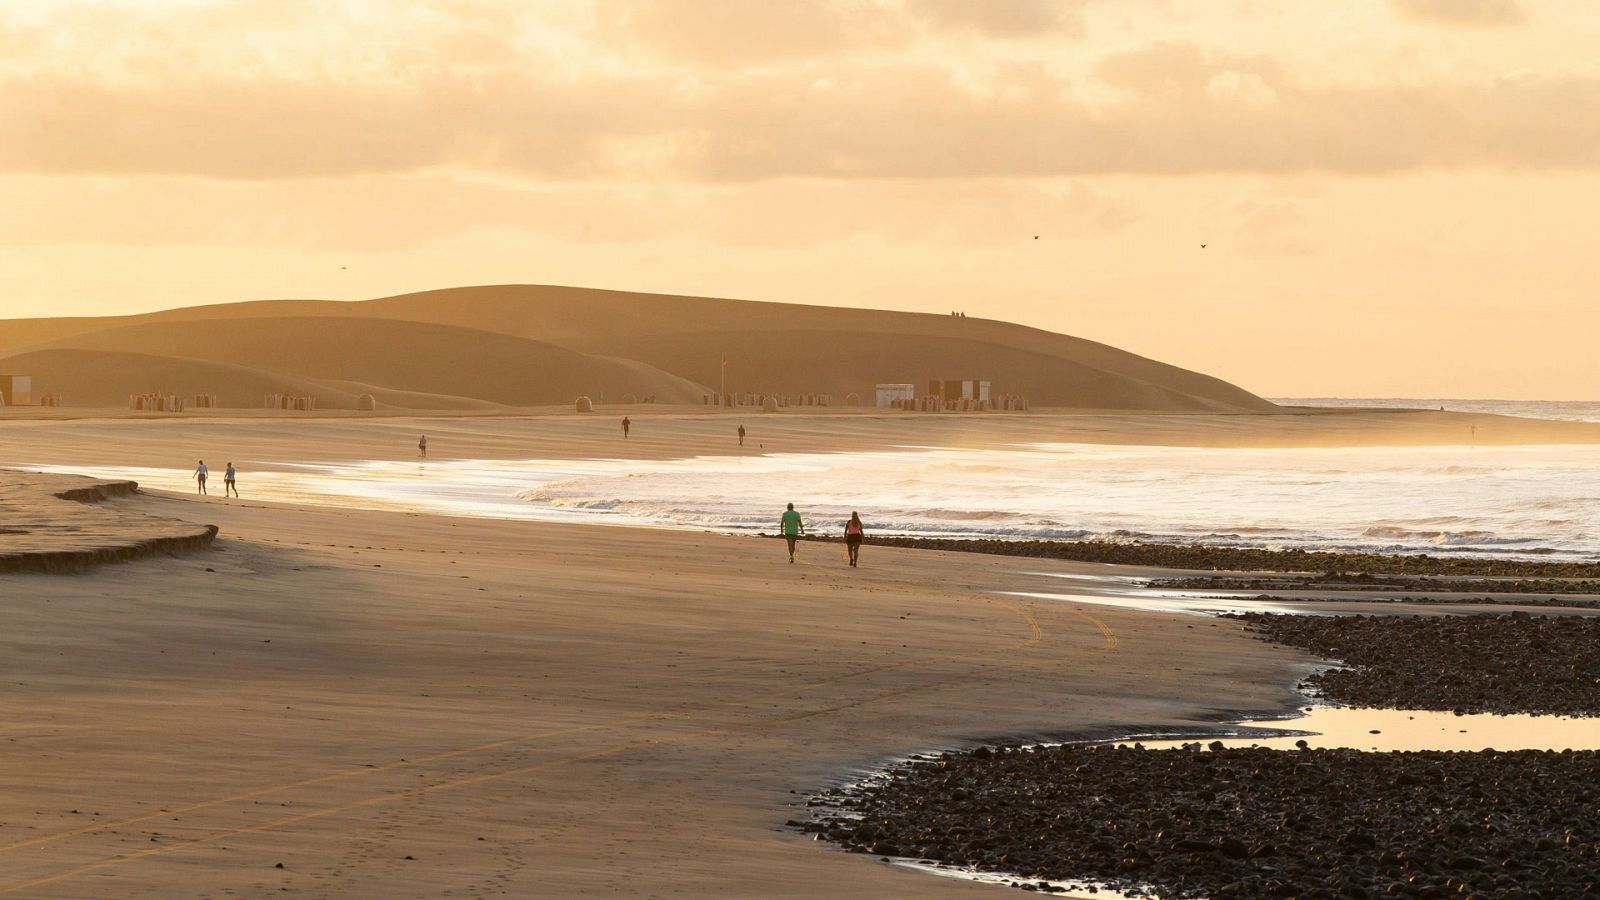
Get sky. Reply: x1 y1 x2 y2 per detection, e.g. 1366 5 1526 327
3 0 1598 399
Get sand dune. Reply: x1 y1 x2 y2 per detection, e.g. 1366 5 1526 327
0 284 1271 411
8 316 710 409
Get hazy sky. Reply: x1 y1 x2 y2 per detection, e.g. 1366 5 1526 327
4 0 1598 398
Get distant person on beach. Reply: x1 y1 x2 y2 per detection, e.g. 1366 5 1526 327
224 462 239 498
844 511 865 567
418 434 428 458
622 416 631 439
194 460 208 495
780 502 805 563
738 424 746 446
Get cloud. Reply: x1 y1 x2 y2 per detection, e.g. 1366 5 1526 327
3 3 1598 183
590 0 913 66
904 0 1086 37
1388 0 1525 26
8 51 1600 181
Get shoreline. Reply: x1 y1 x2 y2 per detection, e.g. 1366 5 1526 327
6 413 1600 896
848 535 1600 577
0 474 1316 897
800 610 1600 897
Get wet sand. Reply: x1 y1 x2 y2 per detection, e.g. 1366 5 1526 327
0 478 1311 897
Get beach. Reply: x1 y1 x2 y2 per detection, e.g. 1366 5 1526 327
3 408 1598 897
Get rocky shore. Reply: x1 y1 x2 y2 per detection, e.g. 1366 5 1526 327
1153 572 1600 596
803 744 1599 899
845 536 1600 578
1231 613 1600 716
1227 593 1600 610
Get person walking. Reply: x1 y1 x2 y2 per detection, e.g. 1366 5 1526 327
844 511 865 567
223 462 239 498
418 434 428 458
622 416 631 439
737 424 746 446
194 460 209 495
779 502 804 563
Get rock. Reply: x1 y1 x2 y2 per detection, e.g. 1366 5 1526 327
801 745 1599 900
1218 837 1250 859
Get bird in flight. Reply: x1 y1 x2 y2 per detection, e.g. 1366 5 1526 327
1033 235 1039 240
1200 244 1208 249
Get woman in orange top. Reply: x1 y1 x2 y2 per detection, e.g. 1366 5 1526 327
844 511 865 568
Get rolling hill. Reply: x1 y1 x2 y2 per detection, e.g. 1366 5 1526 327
0 285 1274 412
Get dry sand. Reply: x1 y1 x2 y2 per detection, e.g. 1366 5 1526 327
2 410 1597 897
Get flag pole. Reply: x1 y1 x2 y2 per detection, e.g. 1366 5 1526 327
720 352 726 410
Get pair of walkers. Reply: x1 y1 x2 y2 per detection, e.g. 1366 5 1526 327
193 460 239 498
779 504 866 567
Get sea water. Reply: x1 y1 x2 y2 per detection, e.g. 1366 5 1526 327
22 441 1600 560
1278 397 1600 423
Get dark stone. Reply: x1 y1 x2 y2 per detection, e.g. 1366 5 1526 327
800 746 1598 900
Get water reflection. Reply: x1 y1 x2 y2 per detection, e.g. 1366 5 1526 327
1128 705 1600 752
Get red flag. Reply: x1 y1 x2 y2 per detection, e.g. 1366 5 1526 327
721 354 728 368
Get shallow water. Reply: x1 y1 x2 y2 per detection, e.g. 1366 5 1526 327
1007 571 1321 617
23 440 1600 559
1127 705 1600 752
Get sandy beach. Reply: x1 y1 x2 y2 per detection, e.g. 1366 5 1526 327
12 1 1599 892
0 410 1341 898
3 409 1599 897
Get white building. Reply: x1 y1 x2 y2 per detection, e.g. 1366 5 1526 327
0 375 32 406
875 383 916 407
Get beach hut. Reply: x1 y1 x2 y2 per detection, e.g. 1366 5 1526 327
575 396 594 412
357 394 377 411
0 375 33 406
761 395 779 412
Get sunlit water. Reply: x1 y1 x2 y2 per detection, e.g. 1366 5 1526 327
1279 397 1600 423
1126 706 1600 752
22 440 1600 559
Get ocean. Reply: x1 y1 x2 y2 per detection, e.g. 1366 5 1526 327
29 428 1600 562
1275 397 1600 423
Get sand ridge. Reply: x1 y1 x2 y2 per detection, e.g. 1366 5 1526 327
0 473 217 573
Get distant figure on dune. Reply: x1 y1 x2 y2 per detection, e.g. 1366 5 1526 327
418 434 427 458
738 424 746 446
194 460 208 495
224 462 239 498
622 416 631 439
844 511 865 568
780 502 805 564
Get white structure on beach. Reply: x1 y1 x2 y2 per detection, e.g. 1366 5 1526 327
875 383 916 407
0 374 33 406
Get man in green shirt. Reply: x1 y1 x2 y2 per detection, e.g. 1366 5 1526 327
779 502 805 563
